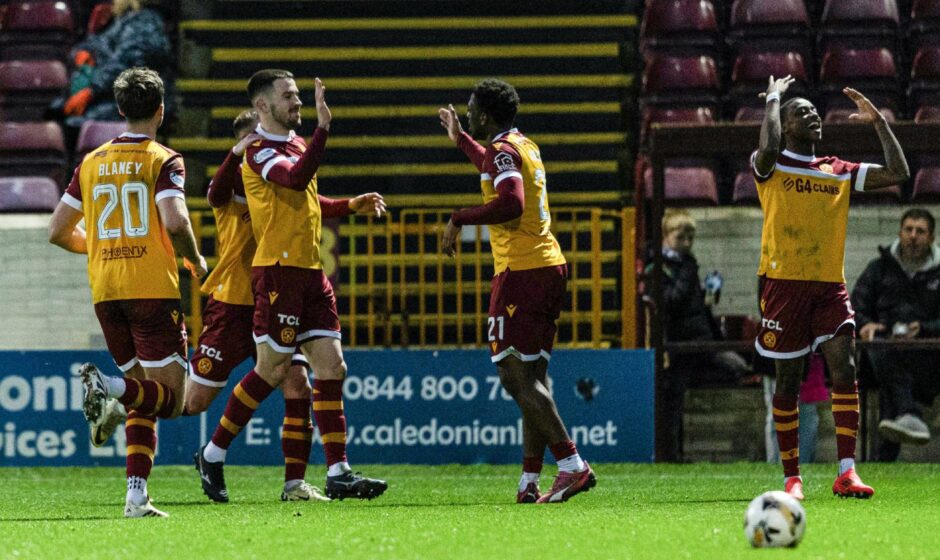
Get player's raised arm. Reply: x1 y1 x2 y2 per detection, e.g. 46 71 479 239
439 103 486 171
844 88 910 190
208 133 260 208
754 75 795 177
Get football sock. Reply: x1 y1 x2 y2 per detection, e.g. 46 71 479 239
327 462 352 477
282 397 313 483
549 440 585 473
203 441 226 463
125 411 156 502
210 370 275 451
313 379 348 469
839 458 856 475
520 456 543 490
773 393 800 478
117 378 177 418
832 382 859 468
104 376 125 397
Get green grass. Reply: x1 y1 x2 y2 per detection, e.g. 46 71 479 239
2 463 940 559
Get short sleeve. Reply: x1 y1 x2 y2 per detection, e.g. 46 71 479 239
827 157 868 192
750 150 774 183
484 143 523 188
154 155 186 202
61 164 83 210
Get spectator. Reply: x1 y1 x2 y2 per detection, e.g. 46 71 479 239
761 353 828 464
55 0 172 127
646 209 751 462
852 208 940 461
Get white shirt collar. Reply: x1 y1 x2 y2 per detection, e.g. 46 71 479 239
782 149 815 162
491 128 519 142
118 132 152 139
255 124 295 142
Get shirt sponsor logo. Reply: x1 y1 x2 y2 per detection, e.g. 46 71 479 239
783 177 840 195
169 172 185 187
762 318 783 332
253 148 278 164
100 245 147 260
493 152 517 173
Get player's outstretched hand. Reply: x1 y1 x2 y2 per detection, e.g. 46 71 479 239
844 87 882 123
438 104 463 144
440 218 460 257
758 74 795 100
184 255 209 279
232 133 262 157
315 77 332 130
349 192 387 218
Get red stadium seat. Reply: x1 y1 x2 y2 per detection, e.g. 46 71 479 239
824 107 897 123
640 106 715 146
641 53 720 106
0 0 74 61
729 0 812 55
0 121 68 187
914 104 940 122
734 106 766 122
909 46 940 108
0 176 59 212
640 0 720 54
642 163 720 206
819 47 899 109
731 51 810 99
851 185 902 204
912 167 940 202
0 59 67 121
819 0 899 50
910 0 940 48
75 120 127 162
732 170 760 205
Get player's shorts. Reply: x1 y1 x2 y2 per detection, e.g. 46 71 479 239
251 264 341 353
488 264 567 363
755 276 855 359
94 298 188 373
188 295 255 388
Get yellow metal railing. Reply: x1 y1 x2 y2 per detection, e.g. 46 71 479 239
184 206 636 349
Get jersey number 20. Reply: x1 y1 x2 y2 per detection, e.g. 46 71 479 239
93 182 149 239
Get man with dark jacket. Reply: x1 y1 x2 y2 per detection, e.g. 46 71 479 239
852 208 940 461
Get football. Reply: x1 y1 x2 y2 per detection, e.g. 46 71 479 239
743 491 806 548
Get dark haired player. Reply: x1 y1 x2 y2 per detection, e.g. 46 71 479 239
439 78 596 504
753 75 909 500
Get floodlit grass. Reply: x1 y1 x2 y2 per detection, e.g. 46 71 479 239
2 463 939 559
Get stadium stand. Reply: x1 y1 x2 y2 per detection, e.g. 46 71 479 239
0 59 68 121
0 121 68 187
74 119 127 163
0 0 75 62
639 0 720 55
174 0 636 205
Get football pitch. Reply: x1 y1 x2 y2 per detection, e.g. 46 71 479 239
2 462 939 559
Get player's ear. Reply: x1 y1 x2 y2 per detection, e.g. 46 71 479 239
253 95 267 114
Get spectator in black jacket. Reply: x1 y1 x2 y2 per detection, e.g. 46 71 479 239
646 209 750 461
852 208 940 461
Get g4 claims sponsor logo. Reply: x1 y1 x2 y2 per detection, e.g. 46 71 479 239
783 177 840 195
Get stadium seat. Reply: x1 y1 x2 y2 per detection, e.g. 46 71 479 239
640 106 715 146
640 0 720 54
912 167 940 202
852 184 903 204
819 47 899 110
728 0 812 55
731 51 810 99
75 120 127 163
819 0 899 50
909 46 940 108
733 106 766 122
909 0 940 49
0 0 74 61
824 107 897 123
641 53 720 107
0 59 67 121
642 162 720 206
732 170 760 205
0 121 68 187
914 104 940 122
0 176 59 212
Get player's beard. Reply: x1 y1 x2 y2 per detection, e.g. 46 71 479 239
273 106 301 131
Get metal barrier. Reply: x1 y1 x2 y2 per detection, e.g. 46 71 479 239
185 204 636 349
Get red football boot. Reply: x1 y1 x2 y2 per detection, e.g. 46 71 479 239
536 463 596 504
516 482 541 504
832 468 874 499
785 476 805 501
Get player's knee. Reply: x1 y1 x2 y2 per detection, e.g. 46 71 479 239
184 391 212 415
320 359 347 380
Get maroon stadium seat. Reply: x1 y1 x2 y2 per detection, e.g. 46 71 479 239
909 46 940 108
824 107 897 123
732 170 760 205
0 0 74 61
734 106 766 122
912 167 940 202
0 59 67 121
732 51 810 100
641 53 720 106
914 104 940 122
910 0 940 48
640 106 715 146
640 0 719 54
0 176 59 212
75 120 127 162
642 163 720 206
729 0 812 55
819 47 899 109
819 0 899 50
0 121 68 186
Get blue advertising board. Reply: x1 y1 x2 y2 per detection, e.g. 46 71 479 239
0 349 653 466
